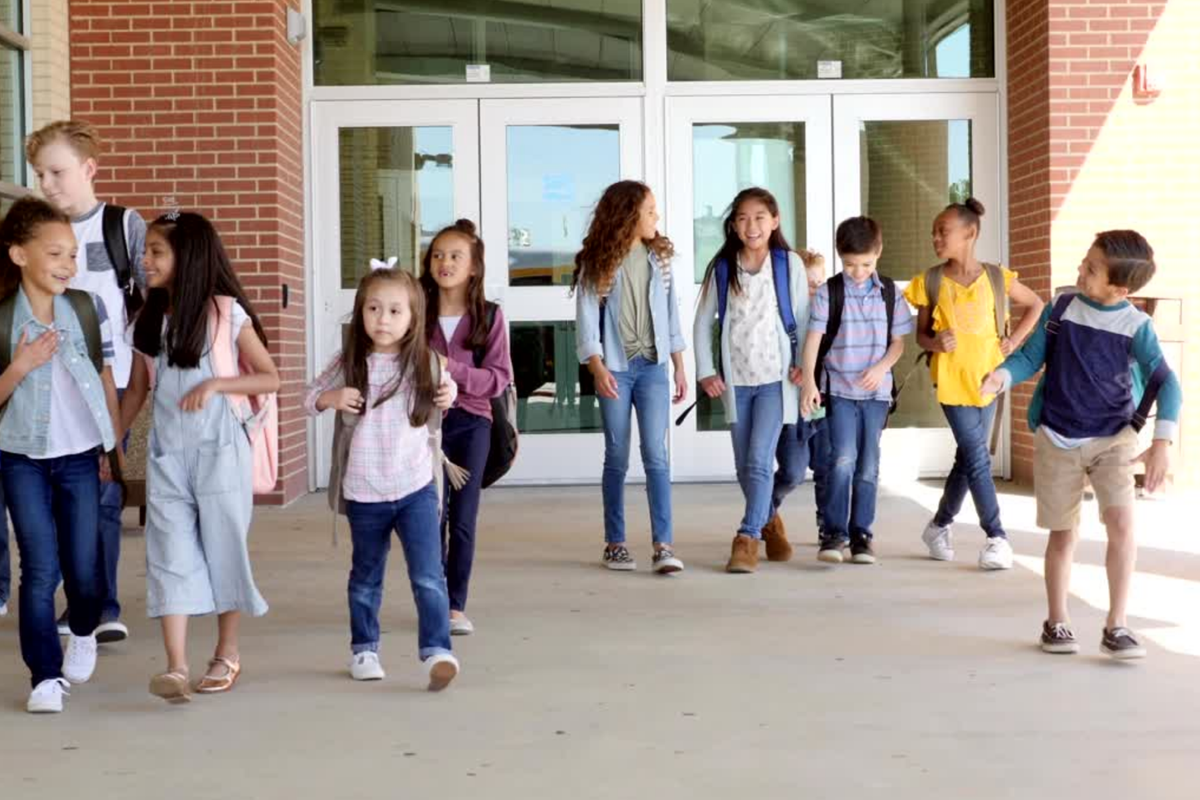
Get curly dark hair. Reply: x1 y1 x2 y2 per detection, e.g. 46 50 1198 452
0 196 72 301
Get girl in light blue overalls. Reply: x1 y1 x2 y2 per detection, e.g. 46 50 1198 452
121 211 279 705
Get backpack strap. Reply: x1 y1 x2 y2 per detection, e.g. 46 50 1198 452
64 289 104 375
881 276 896 342
922 264 944 339
983 262 1009 338
1132 360 1171 433
814 273 845 393
770 248 799 367
472 302 497 369
102 204 142 316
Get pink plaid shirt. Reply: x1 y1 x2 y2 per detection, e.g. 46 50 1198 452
305 352 457 503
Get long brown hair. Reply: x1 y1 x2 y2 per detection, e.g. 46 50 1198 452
700 187 792 303
420 219 489 350
0 196 71 301
572 180 673 298
343 268 436 427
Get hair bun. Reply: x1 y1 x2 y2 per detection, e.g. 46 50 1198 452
454 219 477 236
965 198 986 216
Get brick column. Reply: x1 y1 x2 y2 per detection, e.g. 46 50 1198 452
70 0 307 503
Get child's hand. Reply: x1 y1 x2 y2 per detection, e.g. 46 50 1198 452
590 361 619 400
999 337 1018 356
434 382 454 411
800 382 822 418
99 454 112 483
322 387 364 414
934 330 957 353
1132 440 1171 494
858 363 888 392
980 371 1004 396
11 330 58 375
699 375 725 399
673 366 688 404
788 366 804 387
179 379 219 412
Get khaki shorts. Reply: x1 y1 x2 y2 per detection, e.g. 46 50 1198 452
1034 426 1138 531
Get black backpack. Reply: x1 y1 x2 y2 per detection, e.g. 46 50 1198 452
813 273 901 416
101 204 144 318
471 302 518 488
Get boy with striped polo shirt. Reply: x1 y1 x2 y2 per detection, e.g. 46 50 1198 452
982 230 1181 659
800 217 912 564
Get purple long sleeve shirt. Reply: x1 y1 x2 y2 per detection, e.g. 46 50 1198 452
428 305 514 422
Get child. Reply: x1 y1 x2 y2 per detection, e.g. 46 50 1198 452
574 181 688 574
306 266 460 690
0 197 123 713
27 119 147 643
695 188 808 574
982 230 1181 659
421 220 514 635
119 212 275 703
801 216 912 564
906 199 1045 570
765 250 830 558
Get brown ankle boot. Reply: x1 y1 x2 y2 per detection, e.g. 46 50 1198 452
726 534 759 573
762 513 794 562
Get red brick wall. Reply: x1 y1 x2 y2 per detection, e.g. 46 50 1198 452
69 0 307 503
1009 0 1197 489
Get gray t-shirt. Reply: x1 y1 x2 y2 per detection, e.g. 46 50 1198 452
617 241 657 362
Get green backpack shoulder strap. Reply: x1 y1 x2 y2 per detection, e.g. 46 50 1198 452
63 289 104 374
922 264 944 338
982 262 1009 338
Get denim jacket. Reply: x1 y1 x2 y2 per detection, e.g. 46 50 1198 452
575 249 687 372
0 288 116 456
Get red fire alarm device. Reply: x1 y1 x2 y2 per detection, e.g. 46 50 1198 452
1133 63 1162 99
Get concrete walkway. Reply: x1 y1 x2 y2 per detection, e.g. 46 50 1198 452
1 481 1198 800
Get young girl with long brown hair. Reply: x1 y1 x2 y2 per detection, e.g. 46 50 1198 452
306 265 459 690
573 181 688 574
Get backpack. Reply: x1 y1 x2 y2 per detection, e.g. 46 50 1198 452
471 302 519 488
813 273 900 415
0 289 126 497
101 204 145 318
921 262 1008 349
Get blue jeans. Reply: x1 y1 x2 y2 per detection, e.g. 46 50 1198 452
346 484 451 661
771 416 830 536
825 396 889 543
934 403 1006 539
730 383 784 538
598 356 672 545
2 450 104 687
441 408 491 613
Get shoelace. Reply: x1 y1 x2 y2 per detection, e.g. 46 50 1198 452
654 549 674 560
607 547 633 561
1047 623 1073 640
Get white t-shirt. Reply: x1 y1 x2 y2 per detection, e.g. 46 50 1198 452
43 296 117 459
439 315 463 345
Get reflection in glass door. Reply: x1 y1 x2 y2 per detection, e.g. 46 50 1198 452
833 93 1002 479
480 98 644 483
311 100 480 486
666 96 833 482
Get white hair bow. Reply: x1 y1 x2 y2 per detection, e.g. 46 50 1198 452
369 256 398 271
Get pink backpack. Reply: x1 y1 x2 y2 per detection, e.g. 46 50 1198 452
142 296 279 494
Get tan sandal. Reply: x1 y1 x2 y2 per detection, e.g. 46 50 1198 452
149 670 192 704
194 656 241 694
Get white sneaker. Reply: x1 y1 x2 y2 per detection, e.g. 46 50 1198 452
349 652 385 681
62 634 98 684
921 521 955 561
27 678 70 713
450 615 475 636
0 601 8 617
978 537 1014 571
94 620 129 644
425 653 459 692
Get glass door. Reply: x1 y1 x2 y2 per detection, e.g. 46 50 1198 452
665 96 834 482
310 100 480 486
479 97 644 484
832 93 1002 479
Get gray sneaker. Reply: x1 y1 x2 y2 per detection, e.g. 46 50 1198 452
1101 627 1146 660
651 547 684 575
1040 621 1080 654
602 545 636 571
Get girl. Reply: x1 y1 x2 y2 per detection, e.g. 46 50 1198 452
306 266 460 691
694 188 808 574
0 197 122 713
120 211 277 704
905 199 1045 570
421 220 514 636
573 181 688 574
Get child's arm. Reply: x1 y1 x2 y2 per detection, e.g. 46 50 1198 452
859 289 913 391
1130 321 1183 492
666 262 689 404
0 329 58 406
982 303 1053 395
799 330 824 417
575 282 618 399
694 276 724 398
99 366 124 478
119 355 150 439
179 325 281 412
1001 279 1046 355
434 356 459 410
304 353 359 415
447 306 514 400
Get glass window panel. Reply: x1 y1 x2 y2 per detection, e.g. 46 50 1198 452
511 321 603 434
0 46 23 187
890 331 947 428
0 0 19 33
337 126 453 288
692 122 805 284
314 0 642 86
667 0 994 81
507 124 620 287
861 119 972 283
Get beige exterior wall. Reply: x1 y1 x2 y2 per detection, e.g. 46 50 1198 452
31 0 72 127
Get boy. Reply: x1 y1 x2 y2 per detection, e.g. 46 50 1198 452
801 217 912 564
26 120 147 643
763 250 831 560
982 230 1181 659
